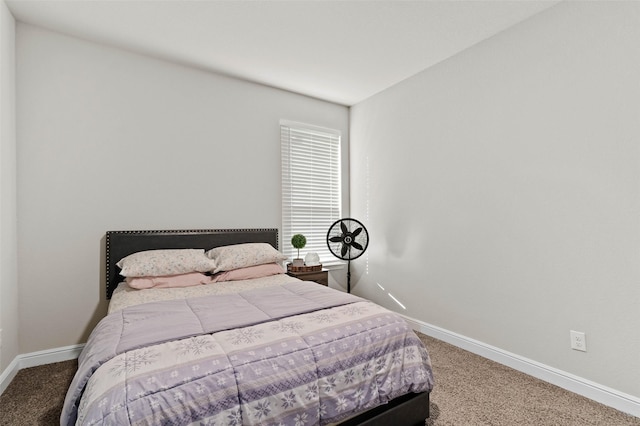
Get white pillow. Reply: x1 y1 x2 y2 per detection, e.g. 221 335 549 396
116 249 216 277
206 243 287 273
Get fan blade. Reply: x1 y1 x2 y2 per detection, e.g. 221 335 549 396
351 241 363 251
341 244 349 258
340 221 348 235
352 227 363 237
329 236 343 243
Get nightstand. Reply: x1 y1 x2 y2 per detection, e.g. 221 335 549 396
286 268 329 286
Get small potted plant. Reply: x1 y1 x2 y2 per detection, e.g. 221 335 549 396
291 234 307 266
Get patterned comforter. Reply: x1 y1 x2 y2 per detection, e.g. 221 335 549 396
61 281 434 425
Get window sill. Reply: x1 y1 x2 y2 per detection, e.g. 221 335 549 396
321 261 346 270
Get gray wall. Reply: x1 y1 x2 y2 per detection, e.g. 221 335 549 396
0 0 17 372
350 1 640 398
15 24 349 353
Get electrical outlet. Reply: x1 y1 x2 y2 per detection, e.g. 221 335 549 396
570 330 586 352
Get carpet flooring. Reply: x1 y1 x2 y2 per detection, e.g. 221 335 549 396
0 332 638 425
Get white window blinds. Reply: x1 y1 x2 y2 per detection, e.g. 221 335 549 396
281 122 342 264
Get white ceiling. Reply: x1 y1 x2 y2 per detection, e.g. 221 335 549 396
6 0 559 106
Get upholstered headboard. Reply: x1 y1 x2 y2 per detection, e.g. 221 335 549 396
105 228 279 299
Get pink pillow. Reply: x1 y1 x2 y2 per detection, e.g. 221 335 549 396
211 263 284 283
126 272 213 289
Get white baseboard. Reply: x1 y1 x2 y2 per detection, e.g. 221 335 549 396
0 356 19 396
0 344 84 396
402 314 640 419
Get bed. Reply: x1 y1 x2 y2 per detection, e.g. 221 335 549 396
61 228 434 425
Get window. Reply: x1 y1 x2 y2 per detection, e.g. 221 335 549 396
281 121 341 265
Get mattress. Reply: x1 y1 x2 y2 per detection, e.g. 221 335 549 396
62 276 434 425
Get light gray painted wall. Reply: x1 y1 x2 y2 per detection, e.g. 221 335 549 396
0 0 17 373
16 24 349 353
350 1 640 397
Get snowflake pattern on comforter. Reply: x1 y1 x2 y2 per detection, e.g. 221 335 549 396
62 282 434 425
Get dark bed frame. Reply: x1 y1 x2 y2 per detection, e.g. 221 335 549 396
105 228 430 425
